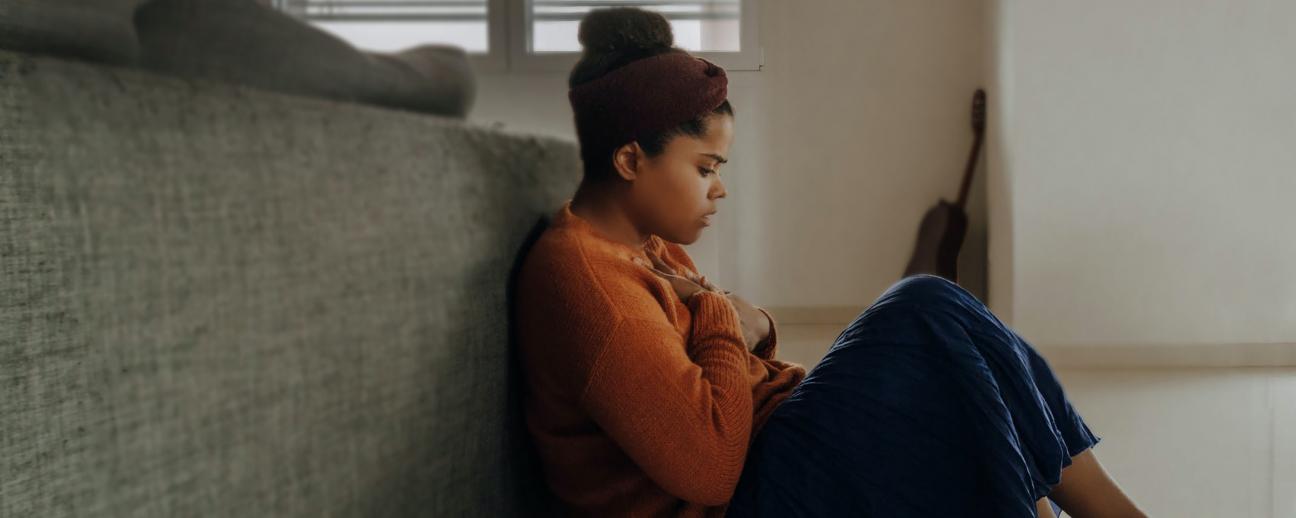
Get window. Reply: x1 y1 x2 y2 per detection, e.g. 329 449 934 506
529 1 741 53
271 0 491 52
272 0 760 73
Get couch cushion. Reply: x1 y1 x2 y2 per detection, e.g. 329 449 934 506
0 49 578 517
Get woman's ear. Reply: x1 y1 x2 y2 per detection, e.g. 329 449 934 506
611 142 643 182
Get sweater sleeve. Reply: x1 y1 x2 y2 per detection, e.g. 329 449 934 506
577 290 753 506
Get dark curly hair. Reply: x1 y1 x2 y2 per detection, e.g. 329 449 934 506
569 7 734 182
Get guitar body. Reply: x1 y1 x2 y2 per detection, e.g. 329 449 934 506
904 200 968 280
903 90 985 282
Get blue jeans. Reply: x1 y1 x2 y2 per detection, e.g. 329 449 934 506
725 275 1099 517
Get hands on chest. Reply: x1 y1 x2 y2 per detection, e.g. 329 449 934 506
636 249 771 353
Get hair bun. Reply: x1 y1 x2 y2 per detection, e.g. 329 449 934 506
577 7 674 54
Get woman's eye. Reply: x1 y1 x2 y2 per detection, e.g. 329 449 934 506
699 167 716 177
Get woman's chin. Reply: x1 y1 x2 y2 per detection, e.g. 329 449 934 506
662 229 702 245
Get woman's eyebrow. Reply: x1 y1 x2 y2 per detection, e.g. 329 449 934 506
699 153 728 164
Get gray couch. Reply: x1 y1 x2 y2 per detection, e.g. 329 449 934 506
1 48 577 516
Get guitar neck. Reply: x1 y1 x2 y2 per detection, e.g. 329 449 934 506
955 130 985 209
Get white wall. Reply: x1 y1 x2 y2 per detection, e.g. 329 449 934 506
470 0 992 310
990 0 1296 347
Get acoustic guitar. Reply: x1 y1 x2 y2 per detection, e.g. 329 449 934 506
903 89 987 282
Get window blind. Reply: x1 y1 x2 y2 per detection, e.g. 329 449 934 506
274 0 489 22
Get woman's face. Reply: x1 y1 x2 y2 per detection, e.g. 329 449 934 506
620 113 734 245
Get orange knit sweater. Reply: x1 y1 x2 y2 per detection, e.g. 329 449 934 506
514 200 808 517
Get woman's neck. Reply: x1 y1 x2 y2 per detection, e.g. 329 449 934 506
569 181 652 250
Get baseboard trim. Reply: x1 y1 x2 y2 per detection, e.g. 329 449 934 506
763 305 863 325
764 307 1296 368
1032 342 1296 369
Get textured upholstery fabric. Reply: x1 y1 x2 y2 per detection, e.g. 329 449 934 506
0 49 578 517
134 0 478 118
0 0 148 66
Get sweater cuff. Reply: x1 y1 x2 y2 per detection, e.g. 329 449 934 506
687 290 743 338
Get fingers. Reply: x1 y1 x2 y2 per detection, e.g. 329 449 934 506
647 251 707 285
641 252 693 282
646 250 676 275
636 257 685 282
634 256 676 279
635 253 718 295
696 275 719 291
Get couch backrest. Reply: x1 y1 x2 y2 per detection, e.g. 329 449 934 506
0 49 579 517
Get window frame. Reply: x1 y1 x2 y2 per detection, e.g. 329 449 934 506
502 0 762 74
273 0 761 75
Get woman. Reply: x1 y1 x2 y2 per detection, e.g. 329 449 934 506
513 7 1146 518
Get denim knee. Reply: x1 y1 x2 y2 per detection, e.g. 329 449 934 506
834 275 990 350
888 274 963 300
876 274 981 315
887 276 1013 337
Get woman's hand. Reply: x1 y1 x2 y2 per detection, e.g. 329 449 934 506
723 291 772 353
639 251 716 303
640 250 771 352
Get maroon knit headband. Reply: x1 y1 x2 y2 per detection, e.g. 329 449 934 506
568 51 728 152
